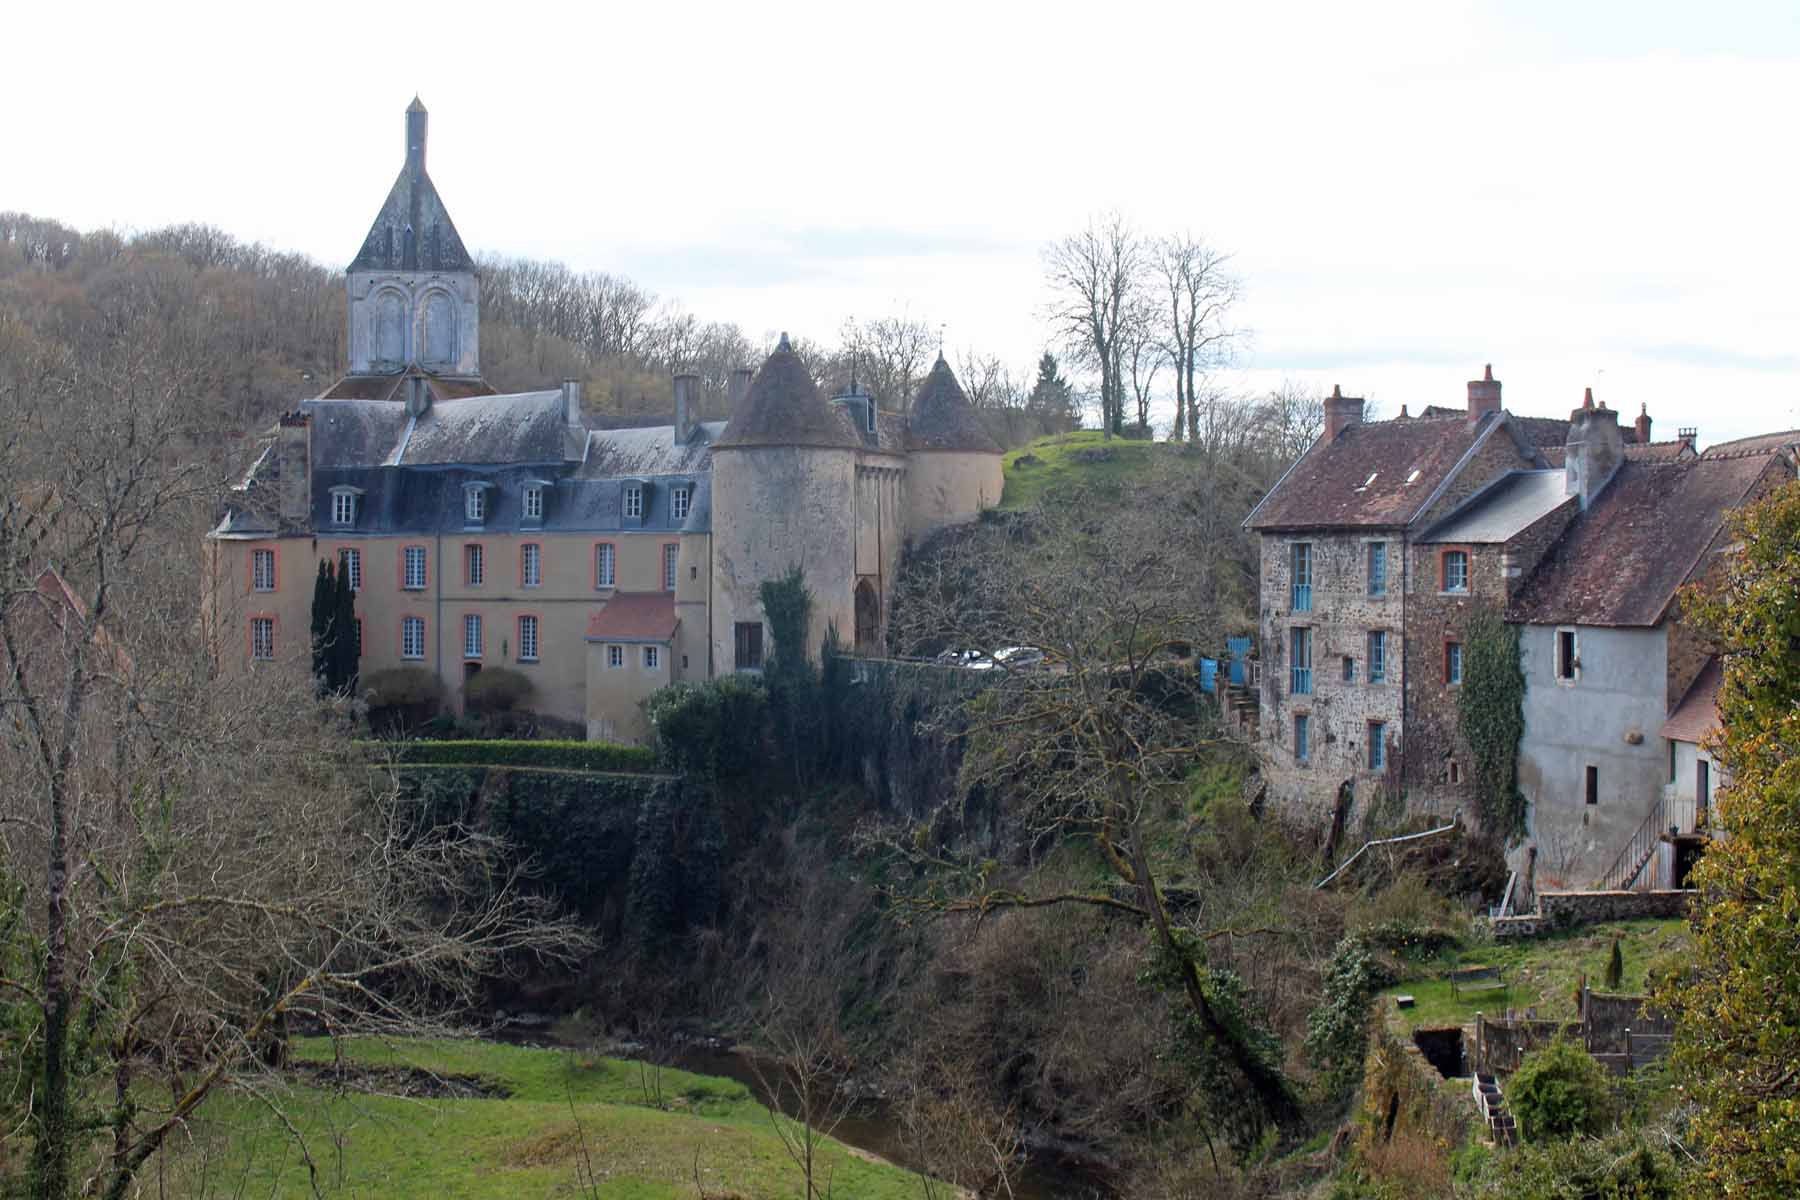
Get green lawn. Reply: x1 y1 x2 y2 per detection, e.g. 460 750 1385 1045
1385 918 1689 1032
156 1037 926 1199
1000 430 1162 509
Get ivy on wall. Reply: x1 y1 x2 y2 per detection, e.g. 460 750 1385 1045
1457 611 1527 839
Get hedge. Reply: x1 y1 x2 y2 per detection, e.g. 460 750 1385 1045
365 739 660 774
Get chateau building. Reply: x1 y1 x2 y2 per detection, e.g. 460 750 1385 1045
204 101 1003 741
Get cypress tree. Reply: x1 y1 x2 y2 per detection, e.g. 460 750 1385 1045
332 557 358 694
309 560 332 682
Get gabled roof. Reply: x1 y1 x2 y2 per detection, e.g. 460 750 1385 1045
1507 453 1784 627
585 592 678 643
715 335 862 451
1245 410 1542 531
349 99 472 273
1703 429 1800 458
1661 657 1722 744
1419 470 1573 544
908 355 1002 453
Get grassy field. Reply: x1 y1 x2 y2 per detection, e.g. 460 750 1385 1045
1000 430 1162 509
1385 918 1689 1032
158 1037 926 1199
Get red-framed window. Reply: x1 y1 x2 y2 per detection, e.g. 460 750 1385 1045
400 615 426 660
400 545 428 591
250 546 277 592
516 614 540 663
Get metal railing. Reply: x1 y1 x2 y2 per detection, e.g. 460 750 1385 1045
1592 794 1668 892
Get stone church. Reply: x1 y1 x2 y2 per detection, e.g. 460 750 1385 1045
205 100 1003 741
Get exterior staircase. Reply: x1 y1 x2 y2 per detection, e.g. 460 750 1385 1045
1472 1072 1517 1146
1223 682 1259 734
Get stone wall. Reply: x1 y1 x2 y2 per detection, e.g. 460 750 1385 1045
1490 888 1691 939
1355 999 1475 1156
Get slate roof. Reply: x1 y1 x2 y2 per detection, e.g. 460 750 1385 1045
317 373 496 403
391 391 575 466
585 592 678 643
1420 470 1574 544
908 355 1003 453
578 422 724 479
1507 453 1784 627
298 465 707 537
1660 658 1722 744
1245 411 1544 531
349 100 472 273
1624 440 1694 463
715 336 863 451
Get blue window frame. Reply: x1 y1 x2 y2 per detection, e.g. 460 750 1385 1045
1291 543 1313 612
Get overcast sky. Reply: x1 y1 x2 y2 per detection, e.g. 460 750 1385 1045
8 1 1797 443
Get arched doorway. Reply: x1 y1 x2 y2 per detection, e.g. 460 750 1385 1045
854 579 880 655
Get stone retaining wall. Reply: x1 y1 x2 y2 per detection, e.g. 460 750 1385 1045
1491 888 1691 939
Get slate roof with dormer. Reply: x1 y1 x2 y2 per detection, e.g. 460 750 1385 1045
1244 410 1547 531
1506 453 1784 628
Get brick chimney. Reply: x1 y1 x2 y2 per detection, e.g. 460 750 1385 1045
673 372 699 444
1635 403 1652 444
277 411 312 527
1565 389 1624 510
1323 384 1365 443
1468 363 1502 422
728 367 754 416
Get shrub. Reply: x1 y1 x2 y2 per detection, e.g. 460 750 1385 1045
369 739 659 774
644 676 768 779
1508 1036 1612 1142
361 666 445 735
1305 935 1399 1101
463 667 534 714
1458 1128 1683 1198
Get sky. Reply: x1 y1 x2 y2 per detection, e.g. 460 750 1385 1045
6 0 1798 444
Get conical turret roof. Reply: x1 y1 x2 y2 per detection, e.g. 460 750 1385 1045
908 354 1002 453
715 334 862 450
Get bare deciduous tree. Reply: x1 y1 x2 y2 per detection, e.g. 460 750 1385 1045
1151 235 1240 443
0 318 589 1199
1042 213 1144 438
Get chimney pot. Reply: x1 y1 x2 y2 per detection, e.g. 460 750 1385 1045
1634 402 1652 445
1583 387 1595 410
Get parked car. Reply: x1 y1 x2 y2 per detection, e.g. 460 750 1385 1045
992 646 1047 670
934 648 991 669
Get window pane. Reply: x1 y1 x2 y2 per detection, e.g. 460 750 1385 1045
663 545 678 591
596 544 615 588
340 548 362 591
404 547 427 590
464 614 482 658
1368 543 1387 596
522 544 540 587
519 616 539 662
465 544 484 586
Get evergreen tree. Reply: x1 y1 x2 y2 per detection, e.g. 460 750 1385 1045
1659 480 1800 1198
331 557 358 694
309 560 333 682
1026 351 1079 431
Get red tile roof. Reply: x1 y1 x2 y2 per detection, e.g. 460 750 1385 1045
585 591 678 643
1660 658 1722 744
1246 411 1540 531
1507 454 1785 627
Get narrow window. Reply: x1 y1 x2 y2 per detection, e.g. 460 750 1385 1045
1585 764 1599 806
1290 543 1313 612
517 615 539 663
465 543 485 587
1368 630 1387 684
463 614 483 659
607 644 624 669
735 621 764 671
624 485 643 520
250 617 274 661
663 544 679 591
465 487 486 524
1367 542 1388 597
671 487 690 522
595 543 616 589
401 615 426 660
1669 739 1677 784
1449 759 1462 785
252 548 275 592
644 645 660 670
1368 721 1387 771
1442 549 1469 593
1556 628 1578 681
521 543 541 588
1294 713 1311 764
522 486 543 521
332 491 357 525
1289 627 1313 695
1445 640 1463 685
339 547 362 592
1342 656 1357 683
1697 759 1710 819
403 546 427 591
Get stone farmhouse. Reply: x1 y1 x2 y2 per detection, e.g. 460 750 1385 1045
204 100 1002 742
1242 367 1794 889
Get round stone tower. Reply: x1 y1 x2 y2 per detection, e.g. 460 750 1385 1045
710 334 862 670
904 353 1004 540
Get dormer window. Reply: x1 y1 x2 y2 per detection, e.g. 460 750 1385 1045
464 484 489 525
624 484 644 520
671 486 691 522
330 486 363 526
523 485 543 521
